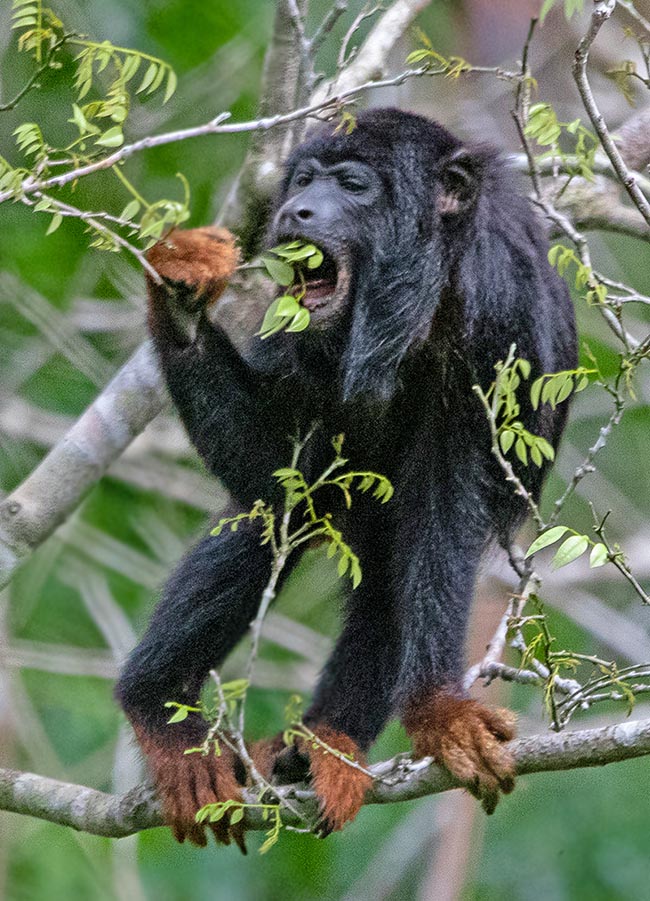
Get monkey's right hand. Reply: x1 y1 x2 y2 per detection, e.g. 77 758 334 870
146 226 240 312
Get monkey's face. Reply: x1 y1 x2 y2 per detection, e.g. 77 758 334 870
270 156 385 326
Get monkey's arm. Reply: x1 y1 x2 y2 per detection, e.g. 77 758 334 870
146 227 294 503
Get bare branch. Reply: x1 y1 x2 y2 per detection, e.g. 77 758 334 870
2 717 650 837
573 0 650 226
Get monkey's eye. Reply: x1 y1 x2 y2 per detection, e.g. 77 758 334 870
294 171 313 188
340 177 367 193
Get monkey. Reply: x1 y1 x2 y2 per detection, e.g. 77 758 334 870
116 108 577 847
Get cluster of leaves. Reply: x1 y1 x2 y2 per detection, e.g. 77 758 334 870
196 799 284 854
257 241 325 338
548 244 608 306
5 1 188 250
512 596 646 729
212 435 393 589
525 103 599 182
406 30 471 78
491 358 551 467
525 524 609 571
488 352 595 467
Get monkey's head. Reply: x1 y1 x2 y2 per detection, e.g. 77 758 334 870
267 108 508 400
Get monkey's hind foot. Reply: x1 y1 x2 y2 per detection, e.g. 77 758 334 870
403 692 516 815
250 726 372 836
134 725 247 851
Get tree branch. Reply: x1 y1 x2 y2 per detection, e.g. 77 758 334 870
573 0 650 227
2 717 650 837
0 341 166 591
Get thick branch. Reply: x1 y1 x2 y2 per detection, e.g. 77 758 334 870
312 0 432 104
0 341 166 590
1 717 650 837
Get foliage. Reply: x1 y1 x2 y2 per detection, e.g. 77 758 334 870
213 433 393 589
525 103 599 183
256 241 325 338
3 0 188 255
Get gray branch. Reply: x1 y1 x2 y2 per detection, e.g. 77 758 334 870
0 341 166 591
1 717 650 837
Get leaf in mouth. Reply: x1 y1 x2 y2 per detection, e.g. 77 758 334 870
257 240 326 338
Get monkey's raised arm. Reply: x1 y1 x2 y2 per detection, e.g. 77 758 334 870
145 227 295 505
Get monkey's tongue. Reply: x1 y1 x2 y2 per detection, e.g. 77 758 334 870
303 279 336 309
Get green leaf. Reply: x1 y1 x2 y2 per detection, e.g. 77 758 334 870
120 199 141 221
589 543 608 568
519 359 531 379
286 307 310 332
137 62 158 94
552 534 589 569
164 68 178 103
95 126 124 148
263 257 294 286
530 444 543 467
515 437 528 465
537 437 555 461
499 430 515 454
46 213 62 235
555 377 574 405
166 707 188 723
307 248 324 268
230 807 244 825
275 295 301 318
525 526 569 557
121 54 141 82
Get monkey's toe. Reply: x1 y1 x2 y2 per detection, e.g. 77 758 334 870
404 693 516 814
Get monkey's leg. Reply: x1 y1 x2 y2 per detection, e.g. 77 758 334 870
116 521 294 849
255 536 399 836
391 472 517 815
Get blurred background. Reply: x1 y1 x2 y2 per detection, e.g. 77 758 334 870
1 1 649 899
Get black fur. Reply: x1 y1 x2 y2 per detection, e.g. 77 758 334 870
116 109 576 751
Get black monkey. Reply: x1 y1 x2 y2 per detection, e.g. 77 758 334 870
116 108 577 847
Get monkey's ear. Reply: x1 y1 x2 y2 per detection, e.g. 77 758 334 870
436 148 485 215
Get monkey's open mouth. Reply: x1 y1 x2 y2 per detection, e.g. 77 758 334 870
301 251 339 311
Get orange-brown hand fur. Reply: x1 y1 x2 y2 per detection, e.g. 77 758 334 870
134 724 246 851
301 726 372 835
403 692 516 815
146 226 239 310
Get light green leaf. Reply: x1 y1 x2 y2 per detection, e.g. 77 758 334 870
499 430 515 454
263 257 294 286
589 543 608 568
286 307 310 332
552 534 589 569
46 213 62 235
275 296 301 318
164 68 178 103
525 526 569 557
95 126 124 147
137 62 158 94
515 437 528 465
120 199 141 221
